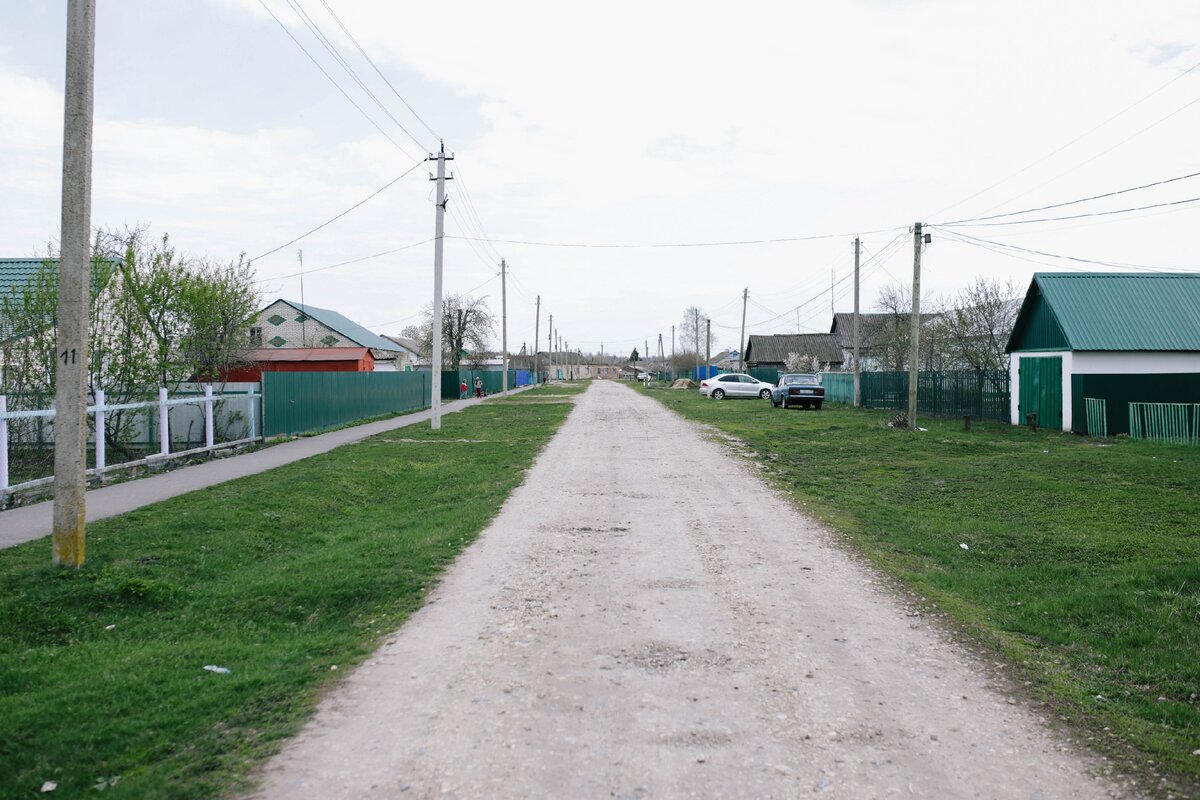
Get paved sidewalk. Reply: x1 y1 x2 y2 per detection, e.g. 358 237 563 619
0 387 532 550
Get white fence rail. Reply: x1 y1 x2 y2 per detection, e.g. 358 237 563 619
0 385 262 498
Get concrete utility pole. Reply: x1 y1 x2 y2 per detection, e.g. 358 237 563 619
853 237 862 408
547 313 553 380
694 316 701 378
738 287 748 372
657 333 664 365
671 325 675 358
831 268 835 319
500 258 508 395
429 140 453 429
908 223 924 429
52 0 96 568
533 294 540 383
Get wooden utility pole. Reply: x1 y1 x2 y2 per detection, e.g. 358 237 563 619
500 258 508 395
533 294 540 384
908 223 924 429
52 0 96 568
738 287 748 371
853 237 861 407
705 318 711 376
428 140 453 429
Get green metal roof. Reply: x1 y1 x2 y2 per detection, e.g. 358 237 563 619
1007 272 1200 352
275 299 402 353
1 257 120 342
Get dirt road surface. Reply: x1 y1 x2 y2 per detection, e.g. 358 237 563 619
249 381 1120 799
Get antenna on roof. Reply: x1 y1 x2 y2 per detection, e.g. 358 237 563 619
298 249 307 346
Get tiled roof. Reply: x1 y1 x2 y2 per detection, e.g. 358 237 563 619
0 257 120 341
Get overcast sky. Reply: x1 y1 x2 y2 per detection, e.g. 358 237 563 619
2 0 1198 355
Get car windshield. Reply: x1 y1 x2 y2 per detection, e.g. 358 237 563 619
782 374 819 385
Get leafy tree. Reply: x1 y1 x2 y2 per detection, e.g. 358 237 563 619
630 348 639 362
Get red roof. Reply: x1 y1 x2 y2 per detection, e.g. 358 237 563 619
247 347 371 362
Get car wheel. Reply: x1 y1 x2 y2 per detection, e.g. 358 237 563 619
781 395 788 409
815 401 823 410
712 388 725 400
759 388 771 400
771 396 780 407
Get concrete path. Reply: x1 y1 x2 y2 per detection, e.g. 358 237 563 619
248 380 1121 800
0 388 529 550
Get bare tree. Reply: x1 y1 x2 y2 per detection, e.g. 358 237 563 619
679 306 706 356
417 293 496 369
935 277 1021 371
871 283 943 371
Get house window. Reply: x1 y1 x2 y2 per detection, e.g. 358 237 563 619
249 326 263 346
267 314 286 325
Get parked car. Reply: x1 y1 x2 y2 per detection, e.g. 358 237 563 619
637 372 653 383
699 373 773 400
770 373 825 409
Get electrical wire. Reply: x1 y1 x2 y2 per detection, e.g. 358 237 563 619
256 0 417 160
253 238 434 284
938 229 1199 272
935 194 1200 228
251 158 425 262
315 0 440 142
444 225 907 250
938 168 1200 226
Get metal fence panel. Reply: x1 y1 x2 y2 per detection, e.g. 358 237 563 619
820 369 1010 421
1084 397 1108 438
1129 402 1198 445
262 371 429 436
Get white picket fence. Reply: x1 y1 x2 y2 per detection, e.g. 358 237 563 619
0 385 261 499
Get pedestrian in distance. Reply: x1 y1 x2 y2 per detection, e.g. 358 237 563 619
460 378 468 399
474 376 484 398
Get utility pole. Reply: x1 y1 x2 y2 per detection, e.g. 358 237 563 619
52 0 96 568
657 333 664 366
533 294 540 384
695 315 701 379
738 287 748 372
428 140 453 429
705 318 711 376
853 237 861 408
671 325 675 358
547 313 553 380
908 223 924 429
831 268 835 320
500 258 508 395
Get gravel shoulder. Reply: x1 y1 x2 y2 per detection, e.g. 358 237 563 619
247 380 1121 799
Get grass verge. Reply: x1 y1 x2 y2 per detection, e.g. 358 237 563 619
644 386 1200 794
0 397 574 799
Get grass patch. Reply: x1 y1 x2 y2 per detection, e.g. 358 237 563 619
645 387 1200 791
0 398 573 799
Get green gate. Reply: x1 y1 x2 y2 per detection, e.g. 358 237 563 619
1018 356 1062 430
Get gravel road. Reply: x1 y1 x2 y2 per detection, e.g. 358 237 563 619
248 380 1121 799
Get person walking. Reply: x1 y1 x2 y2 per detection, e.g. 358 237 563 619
460 378 468 399
474 376 484 399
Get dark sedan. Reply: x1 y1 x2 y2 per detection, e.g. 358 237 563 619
769 373 825 409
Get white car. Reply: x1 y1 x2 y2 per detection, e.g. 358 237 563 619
699 373 773 400
636 372 653 383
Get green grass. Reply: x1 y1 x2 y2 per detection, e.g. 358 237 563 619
0 398 573 799
644 387 1200 791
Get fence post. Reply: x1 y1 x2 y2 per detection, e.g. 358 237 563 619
94 389 105 475
0 395 8 492
158 387 169 457
247 389 258 440
204 384 214 451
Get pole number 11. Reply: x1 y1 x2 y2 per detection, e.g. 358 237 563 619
60 349 77 365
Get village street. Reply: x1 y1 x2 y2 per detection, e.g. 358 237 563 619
249 380 1119 799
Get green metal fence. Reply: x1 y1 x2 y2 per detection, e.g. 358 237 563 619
262 371 429 436
1084 397 1108 438
1128 402 1199 445
440 370 511 399
819 369 1011 421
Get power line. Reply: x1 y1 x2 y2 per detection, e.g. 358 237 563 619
254 238 434 284
938 229 1199 272
939 168 1200 226
937 194 1200 228
284 0 429 152
256 0 417 159
315 0 440 142
251 158 425 261
928 57 1200 220
444 225 906 250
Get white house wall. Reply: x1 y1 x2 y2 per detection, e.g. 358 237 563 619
1071 351 1200 374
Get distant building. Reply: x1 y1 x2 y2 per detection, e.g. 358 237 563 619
250 299 404 371
743 333 844 372
222 347 375 382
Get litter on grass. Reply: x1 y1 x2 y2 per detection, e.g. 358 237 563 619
203 665 232 675
959 543 970 550
40 781 56 792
